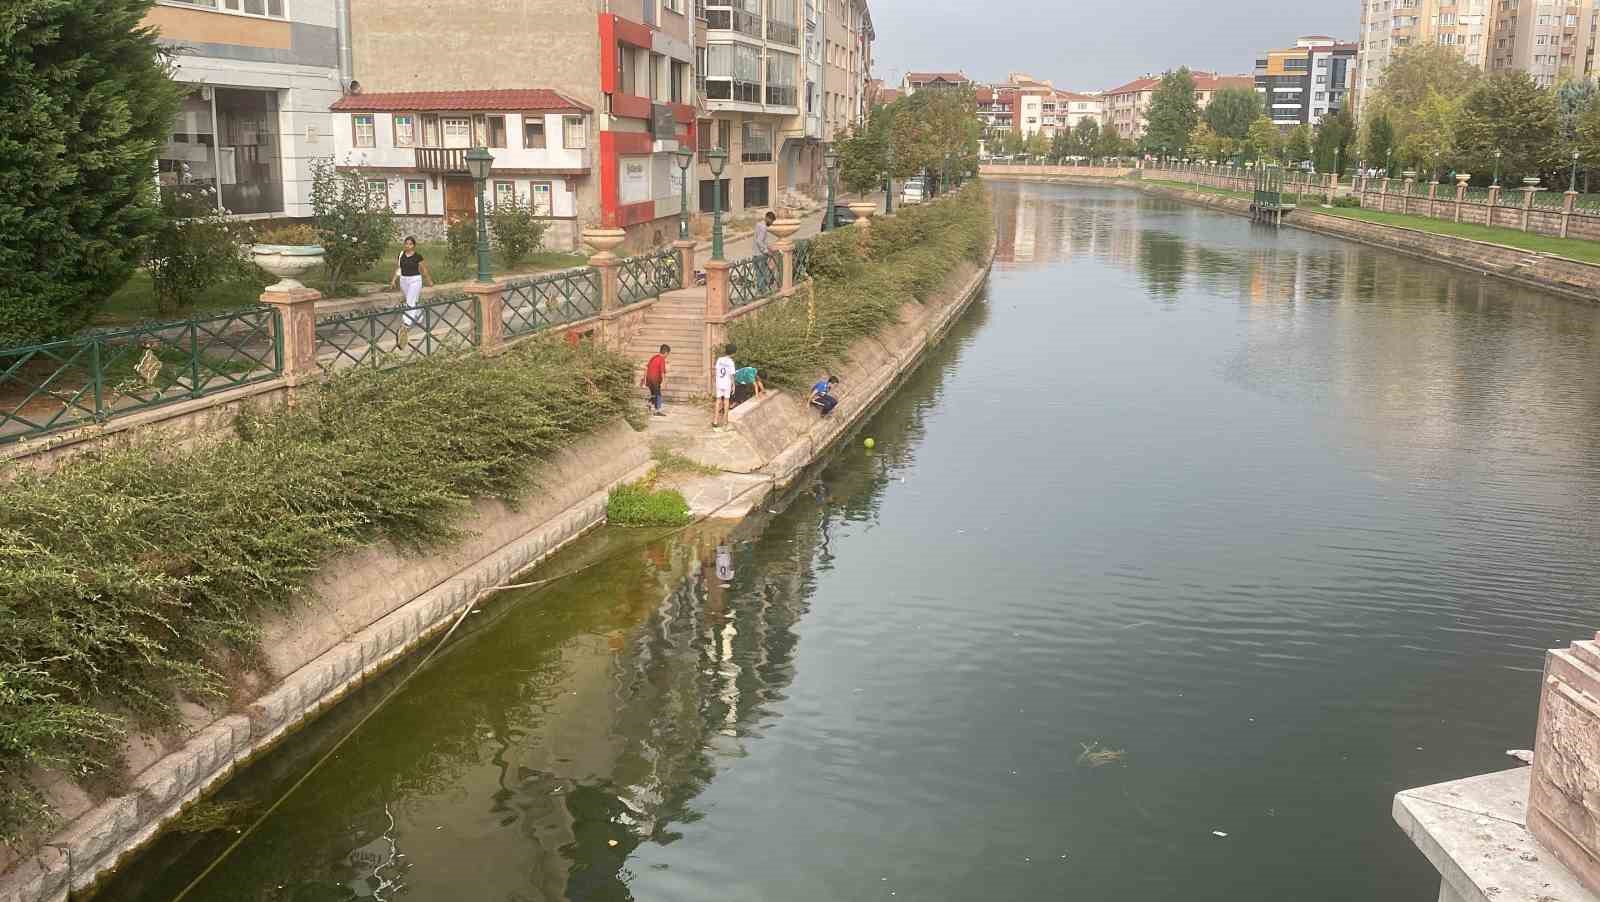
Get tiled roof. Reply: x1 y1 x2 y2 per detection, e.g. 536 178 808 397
1104 72 1253 96
878 88 903 103
1104 76 1159 96
331 89 592 113
975 86 994 102
905 72 968 84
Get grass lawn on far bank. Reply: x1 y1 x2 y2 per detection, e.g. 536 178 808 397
97 241 589 328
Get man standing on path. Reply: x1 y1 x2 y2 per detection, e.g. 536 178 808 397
643 344 669 417
753 211 776 294
713 343 737 429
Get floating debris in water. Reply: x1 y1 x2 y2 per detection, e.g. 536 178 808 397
1212 830 1228 838
1077 741 1126 768
170 799 258 834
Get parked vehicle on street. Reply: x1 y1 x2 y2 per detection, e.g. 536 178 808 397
821 204 859 231
901 178 926 205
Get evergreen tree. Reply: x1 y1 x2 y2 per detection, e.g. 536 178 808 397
1312 109 1354 174
1 0 184 344
1145 68 1200 156
1454 71 1558 183
1072 117 1101 157
1364 114 1396 172
1284 124 1313 163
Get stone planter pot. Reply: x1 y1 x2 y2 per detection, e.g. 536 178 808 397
582 227 627 258
846 201 877 223
1523 176 1543 188
252 244 324 292
768 218 801 240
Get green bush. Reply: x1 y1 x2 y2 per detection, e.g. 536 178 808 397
446 217 478 273
489 195 548 266
606 480 692 526
0 338 638 841
144 192 257 316
731 184 992 390
1332 195 1362 208
310 159 394 293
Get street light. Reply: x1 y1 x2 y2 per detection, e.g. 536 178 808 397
884 129 896 215
824 145 839 230
707 148 728 261
1493 149 1503 187
1571 149 1581 193
464 146 494 283
673 146 693 241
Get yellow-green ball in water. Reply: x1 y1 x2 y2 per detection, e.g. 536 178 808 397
864 438 875 449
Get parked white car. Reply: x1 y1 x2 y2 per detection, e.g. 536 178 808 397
901 178 926 205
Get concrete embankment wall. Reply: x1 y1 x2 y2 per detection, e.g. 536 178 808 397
0 224 997 902
1024 173 1600 304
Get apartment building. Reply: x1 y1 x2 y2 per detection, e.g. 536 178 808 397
1489 0 1600 87
1254 36 1357 126
1355 0 1494 110
1102 71 1254 141
901 71 973 94
144 0 343 218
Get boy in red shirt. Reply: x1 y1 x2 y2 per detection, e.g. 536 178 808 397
643 344 670 416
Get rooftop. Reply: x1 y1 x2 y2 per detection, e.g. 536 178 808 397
331 89 592 113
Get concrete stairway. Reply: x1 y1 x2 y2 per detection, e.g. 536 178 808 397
626 288 708 401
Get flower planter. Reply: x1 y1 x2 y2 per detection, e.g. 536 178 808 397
252 244 325 292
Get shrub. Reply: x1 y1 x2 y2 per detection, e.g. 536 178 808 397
0 338 638 841
606 479 692 526
310 158 394 293
144 192 256 316
446 217 478 273
1332 195 1362 208
255 224 318 245
489 195 548 266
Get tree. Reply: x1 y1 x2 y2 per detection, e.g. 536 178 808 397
836 115 886 194
1205 87 1263 141
1095 126 1127 160
1284 124 1312 162
1050 127 1073 161
1454 71 1559 183
1145 68 1200 156
1397 90 1464 178
888 86 981 178
145 192 253 315
1073 117 1101 158
1313 109 1354 174
1363 114 1395 172
1366 44 1482 157
1244 116 1281 161
1557 78 1598 190
310 159 395 294
1190 123 1229 162
1 0 184 344
1023 131 1050 158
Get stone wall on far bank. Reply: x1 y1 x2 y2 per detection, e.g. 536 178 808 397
1025 174 1600 305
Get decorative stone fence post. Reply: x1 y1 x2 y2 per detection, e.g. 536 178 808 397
583 226 626 345
1402 171 1418 216
1427 179 1440 218
1521 177 1541 233
1488 184 1503 220
463 280 506 353
1453 173 1470 223
1325 173 1337 206
1528 632 1600 894
1563 185 1579 238
703 258 732 389
768 217 801 296
259 285 321 387
674 238 697 291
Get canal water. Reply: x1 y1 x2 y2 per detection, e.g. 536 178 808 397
106 181 1600 901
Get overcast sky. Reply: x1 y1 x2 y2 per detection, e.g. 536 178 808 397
868 0 1357 90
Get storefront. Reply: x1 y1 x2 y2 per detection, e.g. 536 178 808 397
158 86 287 216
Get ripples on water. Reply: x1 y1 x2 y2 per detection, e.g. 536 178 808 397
103 181 1600 902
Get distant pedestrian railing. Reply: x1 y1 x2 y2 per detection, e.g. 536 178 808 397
792 238 812 282
502 267 603 338
728 251 781 308
314 293 480 373
617 248 682 306
0 306 281 445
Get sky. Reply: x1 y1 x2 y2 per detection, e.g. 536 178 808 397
867 0 1357 91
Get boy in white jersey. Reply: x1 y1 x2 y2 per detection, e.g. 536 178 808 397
712 343 737 428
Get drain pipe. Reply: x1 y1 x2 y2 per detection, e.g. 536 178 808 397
335 0 353 89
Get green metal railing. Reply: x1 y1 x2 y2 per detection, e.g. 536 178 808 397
314 293 479 373
792 238 812 282
1460 187 1494 205
502 267 603 338
728 251 781 308
0 306 281 445
1530 189 1568 210
617 248 682 306
1573 193 1600 212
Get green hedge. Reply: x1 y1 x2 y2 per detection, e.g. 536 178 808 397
0 340 639 840
730 185 993 390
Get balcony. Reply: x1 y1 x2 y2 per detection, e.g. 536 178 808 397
768 19 799 45
704 6 761 37
766 85 797 107
416 147 468 173
705 79 761 103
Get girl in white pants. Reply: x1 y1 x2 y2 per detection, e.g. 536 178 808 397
389 236 434 329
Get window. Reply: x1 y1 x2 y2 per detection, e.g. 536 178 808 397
524 116 546 148
353 114 376 148
766 51 798 106
698 178 731 212
741 121 772 162
472 114 507 148
650 52 664 100
530 181 553 215
366 179 389 209
405 179 427 214
563 115 587 149
206 0 287 17
443 117 471 148
422 114 441 147
743 175 769 208
618 43 638 95
671 60 688 104
393 114 415 148
494 180 517 208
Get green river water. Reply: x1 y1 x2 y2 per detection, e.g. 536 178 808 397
101 181 1600 901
